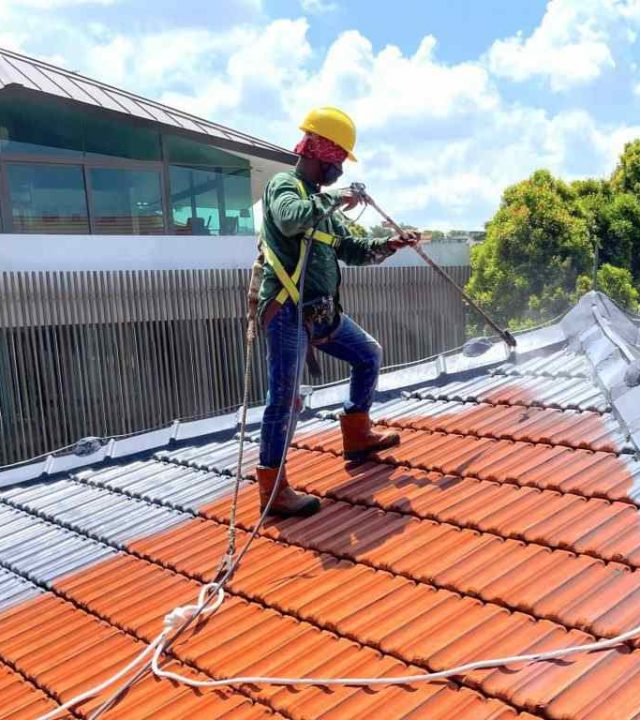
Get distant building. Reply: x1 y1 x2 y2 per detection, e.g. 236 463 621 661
421 230 485 247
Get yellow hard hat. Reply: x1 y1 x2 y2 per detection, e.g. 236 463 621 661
299 106 357 161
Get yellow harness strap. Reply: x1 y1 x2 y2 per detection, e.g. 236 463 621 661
262 179 339 305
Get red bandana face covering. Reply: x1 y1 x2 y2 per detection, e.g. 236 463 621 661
294 132 348 164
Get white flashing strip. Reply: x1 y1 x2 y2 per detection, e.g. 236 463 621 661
0 459 48 488
108 428 177 459
0 409 243 489
0 234 261 271
0 234 469 271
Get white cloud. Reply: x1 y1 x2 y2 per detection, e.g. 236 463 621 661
301 0 338 14
294 32 499 130
158 19 313 124
2 1 640 229
487 0 638 91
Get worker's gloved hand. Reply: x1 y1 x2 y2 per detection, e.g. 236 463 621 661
330 187 366 212
387 230 420 251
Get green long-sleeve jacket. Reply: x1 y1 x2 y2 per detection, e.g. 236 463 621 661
258 170 395 316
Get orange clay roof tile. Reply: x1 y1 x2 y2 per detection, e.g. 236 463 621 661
3 337 640 718
0 660 61 719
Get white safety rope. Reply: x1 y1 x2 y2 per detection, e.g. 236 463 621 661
37 584 225 720
38 569 640 720
150 620 640 688
37 633 164 720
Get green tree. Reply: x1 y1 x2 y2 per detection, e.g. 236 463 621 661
574 179 640 280
466 169 593 329
576 264 639 311
466 140 640 331
369 224 392 239
346 220 367 238
611 139 640 196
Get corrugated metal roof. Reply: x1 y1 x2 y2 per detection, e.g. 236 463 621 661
0 46 296 164
2 294 640 717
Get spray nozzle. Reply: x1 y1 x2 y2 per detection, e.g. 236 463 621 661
349 182 368 201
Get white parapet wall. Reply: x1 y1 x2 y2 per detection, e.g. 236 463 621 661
0 234 470 271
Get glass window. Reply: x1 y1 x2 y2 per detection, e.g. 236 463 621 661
220 168 254 235
164 133 250 169
89 168 164 234
169 165 221 235
169 165 254 235
84 113 160 161
0 95 160 160
0 96 83 157
6 163 89 234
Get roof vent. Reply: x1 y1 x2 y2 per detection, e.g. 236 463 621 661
624 360 640 387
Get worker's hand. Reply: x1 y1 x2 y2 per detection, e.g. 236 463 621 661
388 230 420 251
331 187 366 212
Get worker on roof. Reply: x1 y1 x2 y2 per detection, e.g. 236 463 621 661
255 106 419 518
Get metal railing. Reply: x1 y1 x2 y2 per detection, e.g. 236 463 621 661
0 265 470 464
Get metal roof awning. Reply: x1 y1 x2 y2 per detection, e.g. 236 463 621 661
0 47 296 199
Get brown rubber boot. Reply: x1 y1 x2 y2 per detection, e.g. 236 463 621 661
256 466 320 517
340 412 400 462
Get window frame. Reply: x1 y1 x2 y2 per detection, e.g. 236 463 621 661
167 163 226 236
0 129 254 236
2 158 92 235
0 154 169 234
0 162 8 233
159 133 175 234
86 163 168 236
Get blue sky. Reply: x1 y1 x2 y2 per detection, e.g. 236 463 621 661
268 0 548 64
2 0 640 229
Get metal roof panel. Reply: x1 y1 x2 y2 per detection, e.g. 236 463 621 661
0 46 296 162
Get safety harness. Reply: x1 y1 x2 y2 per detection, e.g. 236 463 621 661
257 179 342 377
260 178 340 306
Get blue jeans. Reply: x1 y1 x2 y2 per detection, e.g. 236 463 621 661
259 301 382 467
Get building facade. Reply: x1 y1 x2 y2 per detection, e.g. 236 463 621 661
0 48 296 243
0 92 257 237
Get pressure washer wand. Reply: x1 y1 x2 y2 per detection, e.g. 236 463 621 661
353 184 517 350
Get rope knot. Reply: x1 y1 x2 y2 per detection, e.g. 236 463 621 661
164 604 199 631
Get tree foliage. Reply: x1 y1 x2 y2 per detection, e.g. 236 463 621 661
577 264 639 312
369 224 392 239
574 178 640 278
345 219 367 238
466 170 592 328
612 139 640 196
466 142 640 329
